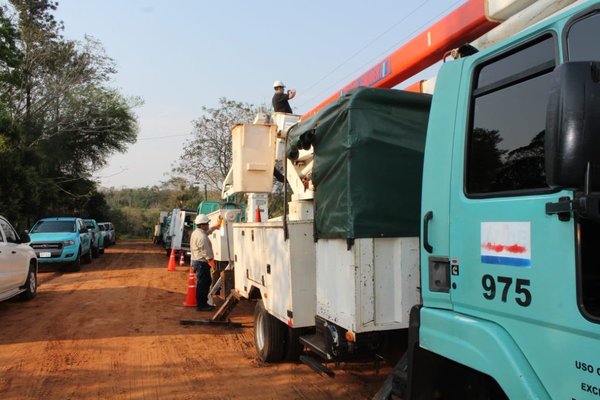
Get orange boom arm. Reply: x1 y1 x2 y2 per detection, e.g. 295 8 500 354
303 0 498 118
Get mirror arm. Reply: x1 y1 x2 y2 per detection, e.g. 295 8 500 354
546 164 598 222
546 196 572 222
549 162 600 223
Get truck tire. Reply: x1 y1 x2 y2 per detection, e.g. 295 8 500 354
83 246 92 264
254 299 285 362
373 352 409 400
18 263 37 301
92 245 99 258
68 249 82 272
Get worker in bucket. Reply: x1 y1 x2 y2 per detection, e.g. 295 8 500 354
190 214 221 311
272 80 296 113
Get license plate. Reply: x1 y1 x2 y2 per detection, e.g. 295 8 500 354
39 252 51 258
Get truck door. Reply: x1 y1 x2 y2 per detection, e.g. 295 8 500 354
0 218 26 289
448 27 600 398
0 223 14 292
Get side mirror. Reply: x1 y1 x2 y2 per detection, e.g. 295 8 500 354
545 61 600 190
20 232 31 243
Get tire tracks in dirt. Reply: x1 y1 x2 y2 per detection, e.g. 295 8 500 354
0 240 388 400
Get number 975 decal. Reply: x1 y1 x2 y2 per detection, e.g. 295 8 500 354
482 274 532 307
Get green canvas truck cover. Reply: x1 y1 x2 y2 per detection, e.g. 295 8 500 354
288 87 431 240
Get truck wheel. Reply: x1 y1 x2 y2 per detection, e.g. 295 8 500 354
68 249 82 272
92 246 99 258
83 246 92 264
254 299 285 362
18 263 37 301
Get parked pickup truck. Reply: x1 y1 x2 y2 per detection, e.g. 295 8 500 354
29 217 93 272
83 219 104 257
0 215 38 302
98 222 116 246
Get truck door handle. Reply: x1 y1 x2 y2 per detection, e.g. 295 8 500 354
11 251 16 254
423 211 433 253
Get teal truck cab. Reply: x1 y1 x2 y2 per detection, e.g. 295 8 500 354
386 2 600 398
29 217 93 272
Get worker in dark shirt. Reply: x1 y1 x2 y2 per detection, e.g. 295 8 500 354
272 80 296 113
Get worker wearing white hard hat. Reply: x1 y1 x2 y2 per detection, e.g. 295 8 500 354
272 80 296 113
190 214 222 311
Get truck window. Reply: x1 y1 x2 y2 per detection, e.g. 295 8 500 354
466 35 556 195
31 220 75 233
566 11 600 61
0 219 17 243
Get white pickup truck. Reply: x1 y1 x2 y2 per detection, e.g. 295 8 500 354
0 215 38 302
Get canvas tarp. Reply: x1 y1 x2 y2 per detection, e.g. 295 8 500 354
288 87 431 240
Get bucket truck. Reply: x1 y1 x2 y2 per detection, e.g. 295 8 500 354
221 0 600 398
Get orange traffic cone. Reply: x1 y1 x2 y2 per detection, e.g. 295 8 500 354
254 206 261 222
166 248 177 271
179 252 185 266
182 268 197 307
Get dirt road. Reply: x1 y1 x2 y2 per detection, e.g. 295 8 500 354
0 240 389 400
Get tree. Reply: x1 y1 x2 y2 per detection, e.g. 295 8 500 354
493 131 546 191
174 98 257 191
467 128 507 193
0 1 140 228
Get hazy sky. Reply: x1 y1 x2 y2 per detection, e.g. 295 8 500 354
51 0 466 188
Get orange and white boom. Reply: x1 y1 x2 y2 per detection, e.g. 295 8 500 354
302 0 576 118
303 0 498 119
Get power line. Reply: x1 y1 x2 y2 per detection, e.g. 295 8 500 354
297 0 464 111
136 133 193 141
300 0 431 97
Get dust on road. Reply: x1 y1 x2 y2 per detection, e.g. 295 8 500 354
0 240 388 400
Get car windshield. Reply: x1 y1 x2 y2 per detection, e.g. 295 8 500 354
85 222 95 229
31 220 75 233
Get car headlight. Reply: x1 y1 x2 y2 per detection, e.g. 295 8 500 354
62 240 75 246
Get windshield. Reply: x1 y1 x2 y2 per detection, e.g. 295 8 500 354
85 222 95 229
31 220 75 233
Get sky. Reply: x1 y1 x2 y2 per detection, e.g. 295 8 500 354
50 0 467 188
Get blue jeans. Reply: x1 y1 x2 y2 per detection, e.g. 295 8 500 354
192 260 211 307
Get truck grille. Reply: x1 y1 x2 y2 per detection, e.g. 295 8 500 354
31 242 63 250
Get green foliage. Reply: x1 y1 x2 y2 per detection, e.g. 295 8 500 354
0 1 140 231
174 98 258 191
101 179 224 238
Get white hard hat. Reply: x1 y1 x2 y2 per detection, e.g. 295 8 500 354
195 214 210 224
273 80 285 88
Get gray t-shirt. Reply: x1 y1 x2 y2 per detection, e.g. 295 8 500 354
190 227 216 261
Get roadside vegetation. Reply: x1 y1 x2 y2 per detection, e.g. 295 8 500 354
102 178 211 239
0 0 139 230
0 1 279 237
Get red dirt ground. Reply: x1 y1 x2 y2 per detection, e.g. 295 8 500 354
0 240 390 399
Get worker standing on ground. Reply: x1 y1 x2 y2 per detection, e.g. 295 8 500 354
190 214 221 311
272 80 296 113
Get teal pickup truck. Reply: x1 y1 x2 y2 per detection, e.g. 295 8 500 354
29 217 93 272
83 219 104 257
